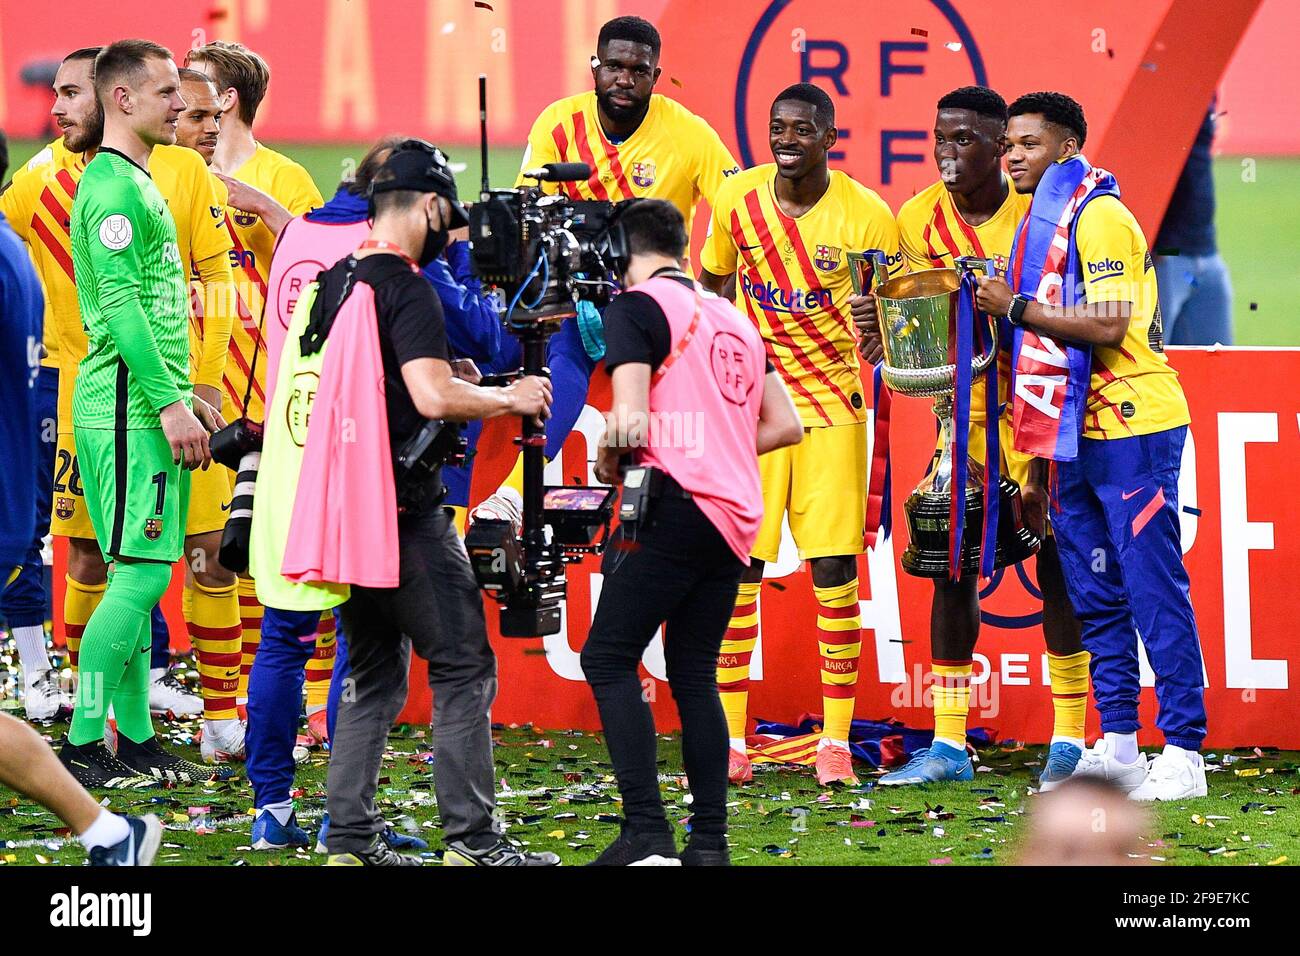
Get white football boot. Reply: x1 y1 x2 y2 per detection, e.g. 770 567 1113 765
201 717 247 764
148 668 203 718
23 669 73 721
468 487 524 536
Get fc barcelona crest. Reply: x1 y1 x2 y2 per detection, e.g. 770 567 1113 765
814 244 841 272
143 518 163 541
55 496 75 521
631 160 656 188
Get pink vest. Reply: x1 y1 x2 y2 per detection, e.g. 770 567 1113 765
264 215 370 408
633 276 767 563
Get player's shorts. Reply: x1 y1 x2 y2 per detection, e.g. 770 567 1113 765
74 425 189 563
50 430 96 540
752 420 866 564
187 457 232 536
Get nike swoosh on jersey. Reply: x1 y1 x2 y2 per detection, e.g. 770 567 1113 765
220 501 232 511
1121 487 1145 501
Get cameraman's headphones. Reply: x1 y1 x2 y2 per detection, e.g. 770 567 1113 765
366 138 466 225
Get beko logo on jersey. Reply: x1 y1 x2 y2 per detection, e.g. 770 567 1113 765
741 275 832 313
1086 258 1124 279
98 215 132 250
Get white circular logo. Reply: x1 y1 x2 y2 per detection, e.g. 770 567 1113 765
98 215 133 250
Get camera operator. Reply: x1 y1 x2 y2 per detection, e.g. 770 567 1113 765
581 200 802 866
251 144 558 866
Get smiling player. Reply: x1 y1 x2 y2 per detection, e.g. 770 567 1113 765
700 83 902 786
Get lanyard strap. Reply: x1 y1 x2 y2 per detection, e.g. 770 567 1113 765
653 286 703 381
357 239 419 272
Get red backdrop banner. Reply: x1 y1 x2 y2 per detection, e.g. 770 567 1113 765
400 347 1297 749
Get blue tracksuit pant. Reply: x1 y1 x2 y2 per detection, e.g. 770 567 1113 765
1051 425 1207 750
1 366 56 629
246 606 346 807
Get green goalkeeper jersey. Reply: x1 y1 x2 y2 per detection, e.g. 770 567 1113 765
70 148 191 430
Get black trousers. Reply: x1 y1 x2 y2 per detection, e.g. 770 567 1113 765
579 495 745 838
326 507 499 853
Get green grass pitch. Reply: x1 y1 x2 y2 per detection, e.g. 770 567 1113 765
1 658 1297 867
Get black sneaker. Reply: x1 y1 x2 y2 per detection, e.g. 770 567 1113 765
586 824 679 866
443 838 561 866
115 734 233 784
88 815 162 866
326 835 423 866
680 834 731 866
58 737 154 789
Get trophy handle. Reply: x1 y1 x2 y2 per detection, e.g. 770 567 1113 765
955 256 999 374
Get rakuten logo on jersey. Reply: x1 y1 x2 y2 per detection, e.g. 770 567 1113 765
740 275 832 314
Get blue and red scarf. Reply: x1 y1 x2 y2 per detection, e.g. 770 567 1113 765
1006 155 1120 461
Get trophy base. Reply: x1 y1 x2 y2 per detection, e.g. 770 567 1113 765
900 474 1041 579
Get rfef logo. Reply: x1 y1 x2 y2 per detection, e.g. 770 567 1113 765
733 0 986 189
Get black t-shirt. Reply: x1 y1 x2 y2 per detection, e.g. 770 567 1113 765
352 253 450 447
604 272 773 375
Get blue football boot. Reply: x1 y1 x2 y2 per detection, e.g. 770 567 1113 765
878 740 974 786
314 812 430 854
251 808 313 850
1037 741 1084 791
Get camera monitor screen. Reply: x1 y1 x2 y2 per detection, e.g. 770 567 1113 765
543 487 616 512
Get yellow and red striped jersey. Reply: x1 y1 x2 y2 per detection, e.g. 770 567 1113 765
1074 195 1188 439
218 143 323 423
897 176 1031 426
701 165 902 428
1 139 84 370
1 142 234 425
518 91 739 239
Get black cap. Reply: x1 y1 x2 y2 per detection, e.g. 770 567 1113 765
370 139 469 229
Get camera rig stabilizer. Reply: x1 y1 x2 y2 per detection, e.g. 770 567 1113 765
464 75 623 637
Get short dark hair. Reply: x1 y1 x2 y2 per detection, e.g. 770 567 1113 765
0 130 9 183
63 47 102 66
772 82 835 129
178 67 216 88
619 198 687 259
346 135 409 196
186 41 270 125
93 39 173 103
1008 91 1087 147
597 16 661 57
937 85 1008 124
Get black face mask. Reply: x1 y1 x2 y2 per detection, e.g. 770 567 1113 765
419 223 449 268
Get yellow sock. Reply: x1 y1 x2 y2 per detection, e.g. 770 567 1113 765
187 580 241 721
501 453 525 498
1047 649 1091 742
814 578 862 742
932 659 973 747
717 582 761 742
305 611 336 711
64 575 106 671
236 576 263 703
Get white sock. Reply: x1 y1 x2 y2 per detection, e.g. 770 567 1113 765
1051 735 1087 749
262 799 295 826
1164 744 1203 766
79 809 130 850
1105 731 1139 764
729 737 746 753
818 737 848 751
14 625 51 679
932 736 965 753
